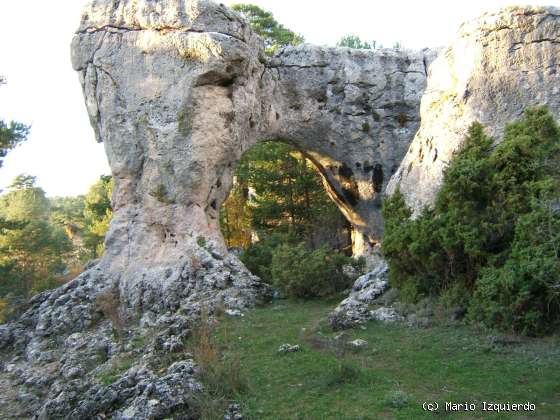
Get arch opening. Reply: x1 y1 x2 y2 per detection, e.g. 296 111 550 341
219 140 353 256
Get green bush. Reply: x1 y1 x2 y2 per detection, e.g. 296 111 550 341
240 232 299 283
382 107 560 335
469 201 560 335
383 390 411 409
270 243 363 299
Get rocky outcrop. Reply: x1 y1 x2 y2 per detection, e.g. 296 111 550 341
387 6 560 213
71 0 432 286
329 260 394 329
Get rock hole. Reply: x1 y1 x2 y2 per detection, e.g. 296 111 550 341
342 187 359 206
372 164 384 193
338 163 354 179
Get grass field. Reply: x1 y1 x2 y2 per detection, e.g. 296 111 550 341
198 299 560 419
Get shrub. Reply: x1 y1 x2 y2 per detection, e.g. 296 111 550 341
196 235 206 248
382 107 560 335
326 360 360 386
469 201 560 335
384 390 411 408
270 243 362 299
240 232 299 283
0 298 7 324
190 305 248 418
95 290 127 342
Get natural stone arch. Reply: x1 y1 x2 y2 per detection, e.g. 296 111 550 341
255 45 432 258
72 0 433 277
2 5 560 418
70 1 560 315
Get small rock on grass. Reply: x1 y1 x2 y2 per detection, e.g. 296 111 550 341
224 403 243 420
277 344 300 354
225 309 244 317
349 339 368 348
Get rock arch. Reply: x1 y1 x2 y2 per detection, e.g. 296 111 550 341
70 1 560 313
71 0 433 305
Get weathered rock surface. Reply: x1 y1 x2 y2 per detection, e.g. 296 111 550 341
2 2 560 418
351 260 390 303
387 6 560 213
72 0 433 282
329 260 394 329
0 243 257 418
277 344 301 354
349 338 368 349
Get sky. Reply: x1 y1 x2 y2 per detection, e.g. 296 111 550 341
0 0 558 197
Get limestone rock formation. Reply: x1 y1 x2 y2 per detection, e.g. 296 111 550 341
329 260 392 329
71 0 433 285
387 6 560 213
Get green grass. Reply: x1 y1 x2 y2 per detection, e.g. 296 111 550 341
209 299 560 419
95 355 135 386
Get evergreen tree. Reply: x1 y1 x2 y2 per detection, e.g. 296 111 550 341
0 176 72 317
50 195 87 265
336 35 375 49
231 4 304 55
0 77 30 168
222 141 346 249
382 108 560 335
82 175 113 258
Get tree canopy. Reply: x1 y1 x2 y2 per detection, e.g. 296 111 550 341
336 35 376 49
221 142 345 249
0 78 30 168
82 175 113 258
0 174 114 322
231 4 304 54
0 176 72 307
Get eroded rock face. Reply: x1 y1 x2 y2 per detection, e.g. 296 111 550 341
71 0 433 296
387 6 560 213
329 260 391 329
71 0 273 316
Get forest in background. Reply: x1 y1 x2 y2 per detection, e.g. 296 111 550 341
1 74 114 321
0 170 112 322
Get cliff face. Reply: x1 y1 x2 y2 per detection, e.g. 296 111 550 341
72 0 433 277
387 6 560 213
0 2 559 418
68 0 435 314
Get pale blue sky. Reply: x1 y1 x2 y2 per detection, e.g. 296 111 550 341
0 0 557 196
